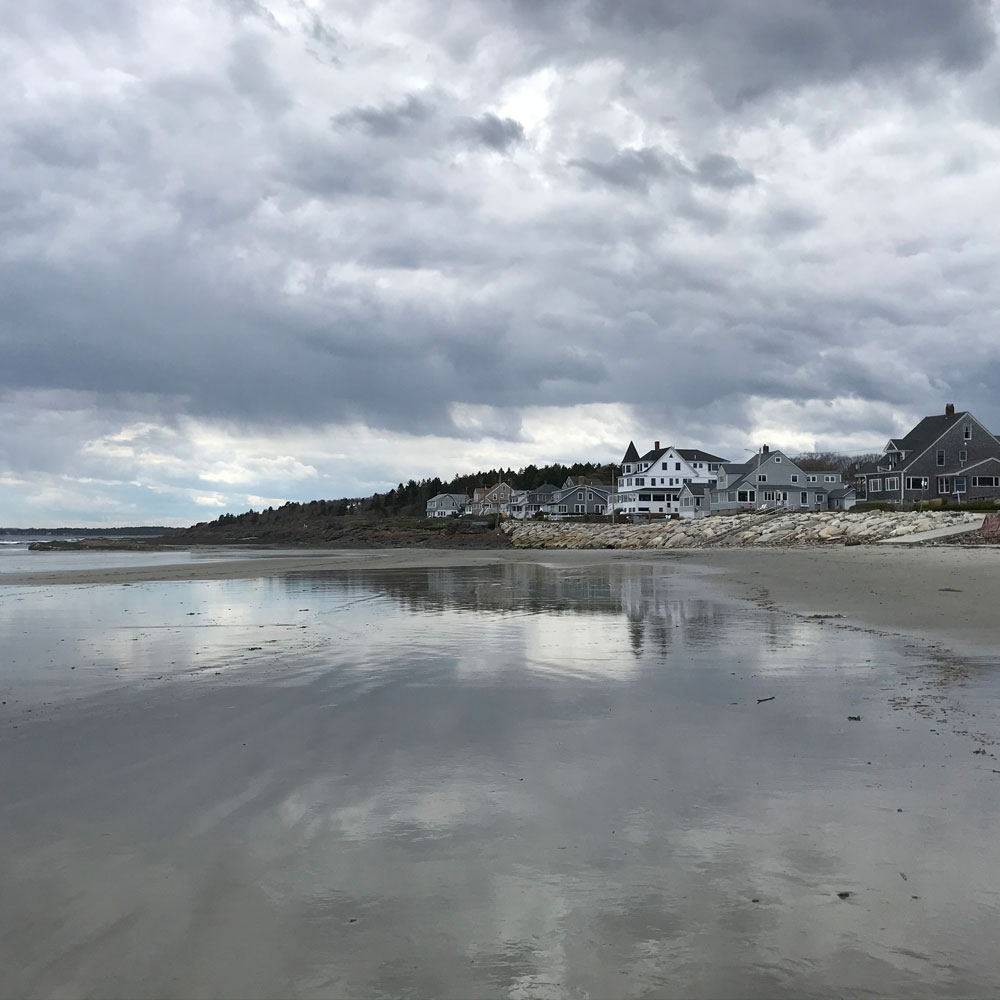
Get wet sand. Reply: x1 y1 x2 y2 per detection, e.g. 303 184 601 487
3 550 1000 997
5 544 1000 652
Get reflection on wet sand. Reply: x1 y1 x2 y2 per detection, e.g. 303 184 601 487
1 562 999 998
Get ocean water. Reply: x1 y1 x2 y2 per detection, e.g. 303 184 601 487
1 562 999 998
0 535 280 576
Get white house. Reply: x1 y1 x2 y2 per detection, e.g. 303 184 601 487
611 441 727 517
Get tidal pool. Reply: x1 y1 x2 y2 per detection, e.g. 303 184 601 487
1 562 998 998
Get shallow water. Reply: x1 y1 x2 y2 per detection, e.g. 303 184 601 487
0 536 287 576
1 562 999 998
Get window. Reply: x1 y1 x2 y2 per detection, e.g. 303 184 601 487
824 475 837 482
683 477 691 484
905 477 928 491
652 493 666 501
954 478 967 494
973 476 1000 487
885 477 899 491
558 505 568 513
635 478 644 486
588 492 594 500
959 451 967 462
675 462 681 471
807 475 818 483
737 490 756 503
965 424 973 440
662 463 668 470
574 504 585 513
681 496 692 507
937 450 945 466
638 493 652 501
595 505 604 514
623 465 631 474
869 478 882 492
763 491 776 501
757 474 767 482
791 475 799 483
577 492 584 500
709 464 719 471
775 456 782 463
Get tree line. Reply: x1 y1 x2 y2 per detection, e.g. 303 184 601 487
194 452 879 530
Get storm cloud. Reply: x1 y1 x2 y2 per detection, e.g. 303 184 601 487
1 0 999 524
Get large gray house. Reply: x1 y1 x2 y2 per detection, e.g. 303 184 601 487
856 404 1000 504
679 447 854 517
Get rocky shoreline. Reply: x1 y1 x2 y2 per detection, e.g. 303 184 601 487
503 509 987 549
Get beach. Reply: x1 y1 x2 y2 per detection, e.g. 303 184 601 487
2 546 1000 997
5 543 1000 651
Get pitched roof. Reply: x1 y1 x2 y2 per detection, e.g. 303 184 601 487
681 483 708 496
676 449 728 463
891 412 970 459
622 441 640 463
527 483 559 498
721 462 752 475
638 447 668 463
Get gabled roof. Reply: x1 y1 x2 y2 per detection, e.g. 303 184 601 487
527 483 559 498
936 456 1000 476
895 414 966 454
721 462 752 475
676 449 727 464
680 483 708 496
827 487 855 499
622 441 640 463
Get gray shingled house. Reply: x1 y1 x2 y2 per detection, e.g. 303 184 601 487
696 447 851 516
425 493 469 517
855 404 1000 504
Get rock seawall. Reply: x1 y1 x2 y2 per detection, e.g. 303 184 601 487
502 510 984 549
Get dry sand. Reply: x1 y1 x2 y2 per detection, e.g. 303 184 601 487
5 543 999 653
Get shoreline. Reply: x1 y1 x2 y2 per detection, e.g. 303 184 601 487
4 544 1000 656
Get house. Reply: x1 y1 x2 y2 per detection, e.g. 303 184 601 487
541 478 610 519
677 482 709 517
612 441 727 516
519 483 560 519
505 488 530 519
855 404 1000 505
425 493 469 518
707 446 851 515
469 482 514 516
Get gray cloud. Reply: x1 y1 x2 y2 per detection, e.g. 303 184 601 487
694 153 755 189
2 0 1000 523
332 94 436 137
456 113 525 152
569 146 669 192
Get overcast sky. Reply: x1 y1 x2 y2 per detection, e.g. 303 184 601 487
3 0 1000 525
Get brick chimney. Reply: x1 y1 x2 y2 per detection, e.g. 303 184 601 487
945 403 955 416
762 444 769 454
654 440 660 450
